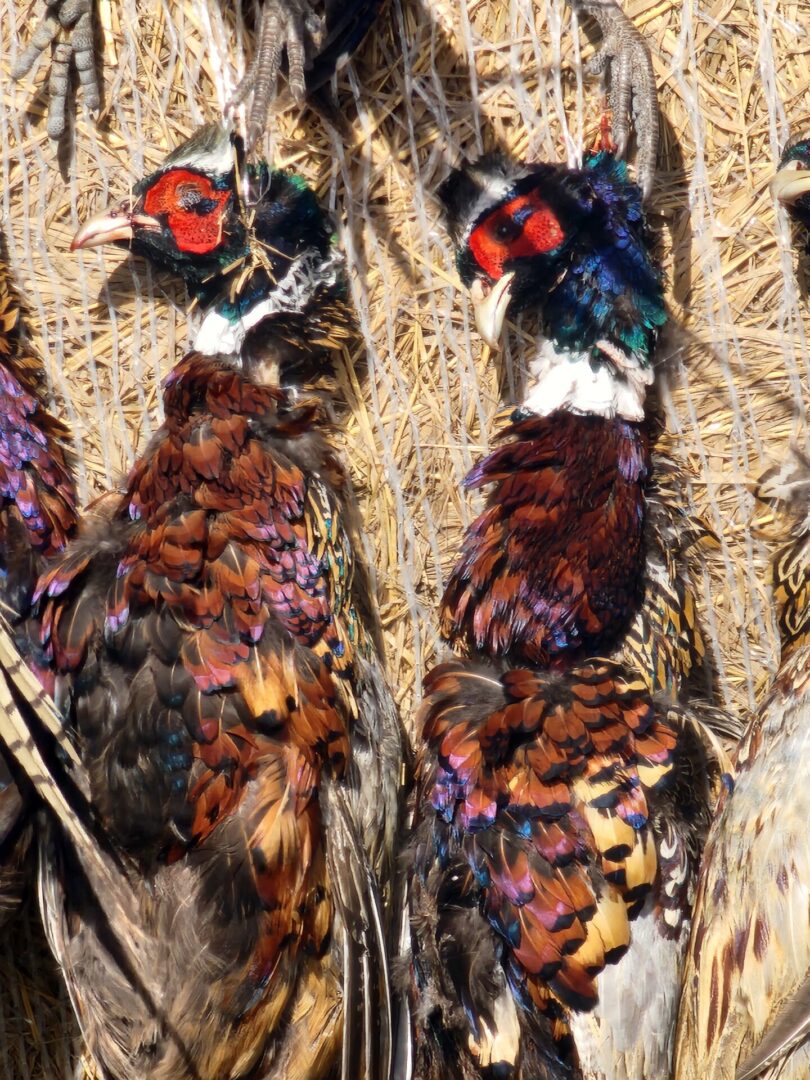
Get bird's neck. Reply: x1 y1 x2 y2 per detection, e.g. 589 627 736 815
190 246 344 361
441 410 650 664
518 337 655 422
188 163 342 363
523 150 666 414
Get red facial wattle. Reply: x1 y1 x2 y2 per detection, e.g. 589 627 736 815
468 190 564 280
142 169 232 255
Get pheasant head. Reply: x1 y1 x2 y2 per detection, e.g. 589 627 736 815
439 150 667 421
71 124 348 373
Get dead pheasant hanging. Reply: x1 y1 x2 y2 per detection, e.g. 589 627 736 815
407 6 731 1079
3 124 403 1080
0 248 77 630
674 455 810 1080
0 243 78 922
670 141 810 1080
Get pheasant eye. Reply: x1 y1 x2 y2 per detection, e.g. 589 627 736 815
493 217 523 243
468 189 565 280
176 183 205 211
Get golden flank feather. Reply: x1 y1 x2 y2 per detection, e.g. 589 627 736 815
618 448 713 699
675 455 810 1080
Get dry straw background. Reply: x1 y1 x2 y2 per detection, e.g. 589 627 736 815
0 0 809 1073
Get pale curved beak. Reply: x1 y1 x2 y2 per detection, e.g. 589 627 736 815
771 161 810 205
470 272 515 350
70 201 159 251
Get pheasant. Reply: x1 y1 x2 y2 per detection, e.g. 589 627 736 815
674 454 810 1080
672 144 810 1079
436 146 710 701
408 8 730 1078
5 124 403 1080
0 246 78 922
11 0 382 142
433 0 704 703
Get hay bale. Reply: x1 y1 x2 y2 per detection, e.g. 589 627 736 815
0 0 806 1071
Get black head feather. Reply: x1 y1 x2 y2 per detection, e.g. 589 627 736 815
438 153 518 246
436 151 665 361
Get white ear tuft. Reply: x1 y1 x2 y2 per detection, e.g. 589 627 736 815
162 123 236 176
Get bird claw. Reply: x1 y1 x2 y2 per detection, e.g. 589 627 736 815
229 0 325 148
572 0 659 198
11 0 100 140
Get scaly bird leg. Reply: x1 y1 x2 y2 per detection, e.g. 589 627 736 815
570 0 659 198
11 0 99 140
228 0 324 148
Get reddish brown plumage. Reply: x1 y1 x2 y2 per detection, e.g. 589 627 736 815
28 351 386 1077
36 352 351 846
440 412 649 665
420 660 675 1012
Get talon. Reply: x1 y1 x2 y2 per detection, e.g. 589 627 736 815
571 0 659 198
12 0 99 139
230 0 379 140
233 0 323 141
